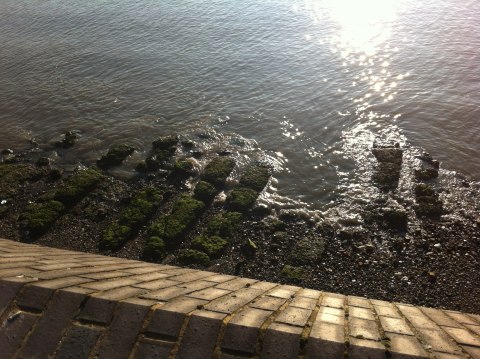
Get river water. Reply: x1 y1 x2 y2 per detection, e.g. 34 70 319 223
1 0 479 209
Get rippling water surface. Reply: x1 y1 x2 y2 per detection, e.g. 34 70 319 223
1 0 479 208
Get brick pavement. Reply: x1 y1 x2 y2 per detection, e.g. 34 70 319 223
0 238 479 358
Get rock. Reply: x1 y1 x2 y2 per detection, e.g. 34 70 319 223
281 265 306 282
152 135 178 151
55 131 78 148
181 140 194 148
135 161 148 173
173 158 197 177
97 144 135 168
36 157 50 167
383 208 408 230
1 149 13 155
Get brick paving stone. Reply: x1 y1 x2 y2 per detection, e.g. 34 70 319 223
267 285 299 299
275 306 312 327
443 327 480 347
146 297 208 338
187 287 231 301
169 270 214 283
348 296 371 309
0 311 39 358
129 272 170 282
434 352 466 359
416 327 460 354
396 304 437 330
203 274 237 283
462 346 480 359
322 294 345 309
216 277 258 291
318 305 344 317
370 299 392 307
176 310 227 359
248 281 278 291
35 276 93 290
261 322 303 359
373 303 402 318
134 278 180 291
349 306 376 321
316 311 344 326
290 296 318 310
17 290 86 358
160 267 195 276
387 333 429 359
222 307 273 354
79 286 146 324
133 342 173 359
0 260 38 269
141 286 193 301
421 307 463 328
308 321 344 353
379 316 414 336
465 324 480 336
349 317 381 341
31 262 88 271
54 324 102 359
204 288 263 314
177 279 215 292
349 337 385 359
79 271 133 280
445 311 479 326
95 301 151 359
80 277 140 291
123 265 173 275
470 314 480 324
250 295 286 311
297 288 322 299
0 268 40 278
122 297 158 307
0 279 24 317
16 284 55 310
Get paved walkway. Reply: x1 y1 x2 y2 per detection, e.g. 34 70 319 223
0 238 479 359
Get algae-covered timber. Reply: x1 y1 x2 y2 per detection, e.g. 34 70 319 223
100 187 163 250
227 186 258 212
202 157 236 188
149 194 205 247
191 235 227 257
240 164 271 192
177 249 211 266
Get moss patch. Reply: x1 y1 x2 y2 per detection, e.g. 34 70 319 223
228 187 258 212
202 157 236 188
177 249 211 266
149 195 205 246
281 265 306 282
174 159 196 176
152 135 178 150
191 235 227 257
97 144 135 168
143 236 166 261
290 237 325 265
240 164 271 192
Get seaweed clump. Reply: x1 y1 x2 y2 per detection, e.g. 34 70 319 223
97 144 135 168
202 157 236 188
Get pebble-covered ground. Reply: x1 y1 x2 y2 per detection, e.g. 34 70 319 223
1 132 479 314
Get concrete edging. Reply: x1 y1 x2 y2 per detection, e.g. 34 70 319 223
0 238 479 359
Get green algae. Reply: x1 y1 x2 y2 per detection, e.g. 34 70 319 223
24 200 65 235
97 144 135 168
206 211 243 237
143 236 167 261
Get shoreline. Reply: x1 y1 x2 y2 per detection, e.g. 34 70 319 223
1 132 479 314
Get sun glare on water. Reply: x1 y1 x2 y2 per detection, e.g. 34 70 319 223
305 0 400 55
